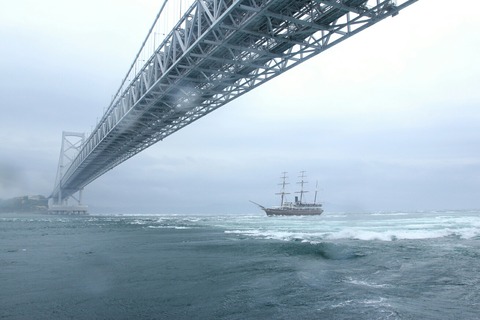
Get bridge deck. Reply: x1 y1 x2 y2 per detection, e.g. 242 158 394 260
51 0 418 202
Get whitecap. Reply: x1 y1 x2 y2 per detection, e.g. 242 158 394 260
371 212 409 216
130 219 148 225
362 297 390 306
329 300 355 308
146 225 192 230
345 277 389 288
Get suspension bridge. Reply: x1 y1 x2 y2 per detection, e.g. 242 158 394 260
48 0 418 214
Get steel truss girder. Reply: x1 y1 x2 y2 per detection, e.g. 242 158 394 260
52 0 418 201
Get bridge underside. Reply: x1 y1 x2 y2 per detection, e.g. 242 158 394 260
52 0 417 201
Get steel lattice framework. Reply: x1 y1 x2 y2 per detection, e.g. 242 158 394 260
51 0 418 203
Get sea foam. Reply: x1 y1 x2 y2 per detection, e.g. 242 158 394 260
222 212 480 242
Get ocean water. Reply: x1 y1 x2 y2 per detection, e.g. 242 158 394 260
1 211 479 319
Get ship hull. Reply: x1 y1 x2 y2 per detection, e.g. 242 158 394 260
263 207 323 216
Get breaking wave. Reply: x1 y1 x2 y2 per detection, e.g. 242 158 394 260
95 210 480 243
222 211 480 242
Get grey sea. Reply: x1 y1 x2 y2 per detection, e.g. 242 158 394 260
1 211 479 319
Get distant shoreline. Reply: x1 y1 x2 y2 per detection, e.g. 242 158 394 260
0 195 48 214
0 210 48 215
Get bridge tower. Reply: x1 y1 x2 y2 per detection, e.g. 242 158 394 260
48 132 88 215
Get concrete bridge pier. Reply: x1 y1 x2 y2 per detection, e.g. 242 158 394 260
48 188 88 215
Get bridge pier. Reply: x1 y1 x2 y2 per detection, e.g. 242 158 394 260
47 204 88 215
48 188 88 215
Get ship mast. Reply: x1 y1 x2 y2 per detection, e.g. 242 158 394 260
276 172 289 206
314 180 318 204
296 171 309 204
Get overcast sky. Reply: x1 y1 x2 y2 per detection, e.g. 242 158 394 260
1 0 479 214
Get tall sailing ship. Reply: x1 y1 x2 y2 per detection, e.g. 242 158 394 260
252 171 323 216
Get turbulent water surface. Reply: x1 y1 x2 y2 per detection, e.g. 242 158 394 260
1 211 479 319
